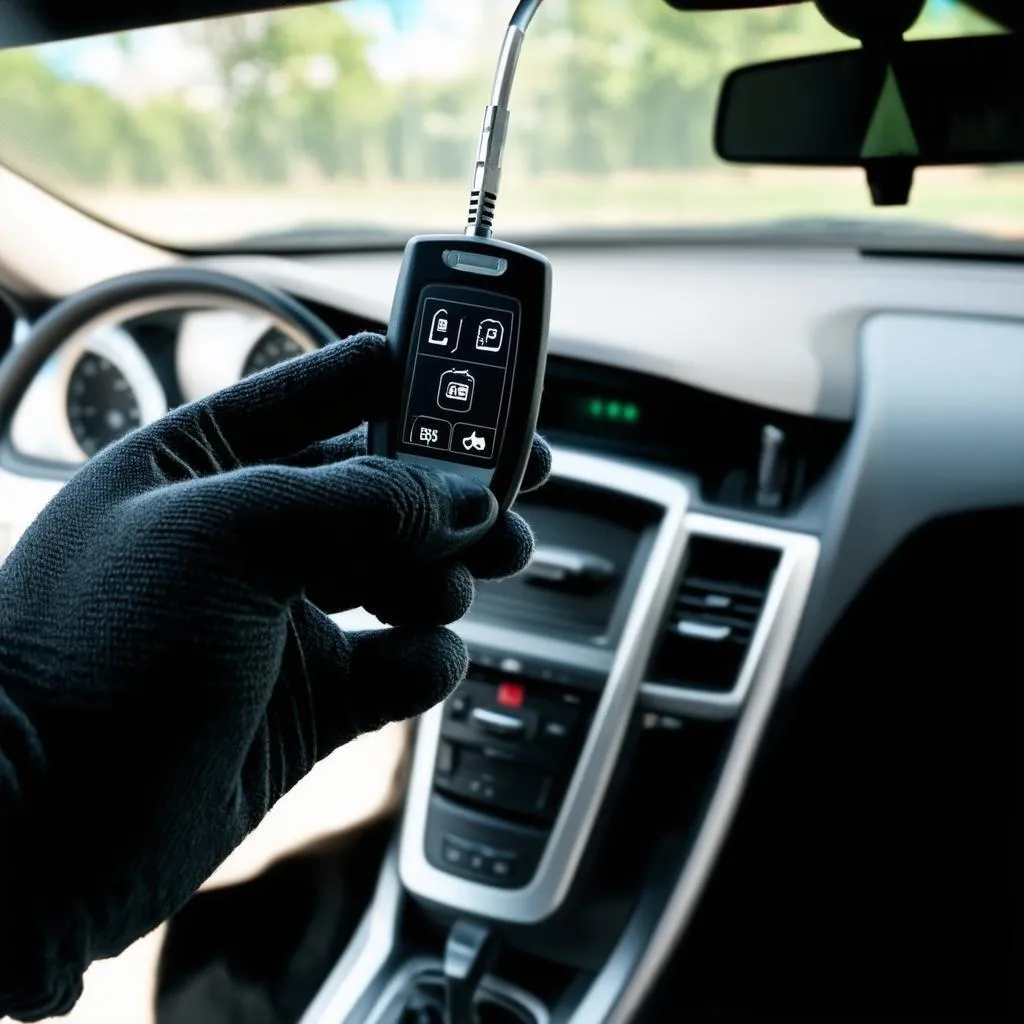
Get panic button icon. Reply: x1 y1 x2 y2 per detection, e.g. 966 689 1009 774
437 368 475 412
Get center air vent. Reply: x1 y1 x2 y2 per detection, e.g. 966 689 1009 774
648 536 781 693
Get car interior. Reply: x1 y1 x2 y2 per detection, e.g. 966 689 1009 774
0 0 1019 1022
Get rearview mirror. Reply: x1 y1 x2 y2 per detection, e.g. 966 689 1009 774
715 34 1024 204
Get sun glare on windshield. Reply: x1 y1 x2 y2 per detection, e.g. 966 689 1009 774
0 0 1017 247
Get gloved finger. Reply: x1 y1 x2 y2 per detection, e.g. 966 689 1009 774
305 557 474 623
305 505 534 613
196 332 389 464
281 425 367 469
362 563 474 627
291 605 467 755
461 510 536 580
146 455 498 602
520 434 552 494
308 508 535 613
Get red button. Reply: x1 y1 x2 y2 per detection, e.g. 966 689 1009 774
496 682 525 708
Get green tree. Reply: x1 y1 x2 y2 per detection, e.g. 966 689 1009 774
0 50 124 185
118 100 226 186
0 0 1005 209
176 106 223 183
195 4 384 182
520 0 636 174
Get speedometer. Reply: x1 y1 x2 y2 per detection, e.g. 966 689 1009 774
66 352 142 456
242 329 310 376
176 313 317 401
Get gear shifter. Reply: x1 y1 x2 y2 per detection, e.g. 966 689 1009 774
443 919 499 1024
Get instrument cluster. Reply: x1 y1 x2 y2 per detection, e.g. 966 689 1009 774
9 308 317 465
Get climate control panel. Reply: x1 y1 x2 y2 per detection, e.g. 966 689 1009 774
423 667 596 888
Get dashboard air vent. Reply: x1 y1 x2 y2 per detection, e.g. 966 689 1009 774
649 537 781 692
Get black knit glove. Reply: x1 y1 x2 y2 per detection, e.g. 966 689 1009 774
0 331 550 1021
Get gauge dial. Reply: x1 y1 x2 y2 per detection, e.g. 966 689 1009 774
66 352 142 456
243 329 309 376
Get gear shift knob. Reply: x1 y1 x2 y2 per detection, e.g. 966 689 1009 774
443 919 499 1024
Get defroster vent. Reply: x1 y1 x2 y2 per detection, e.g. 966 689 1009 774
649 536 781 692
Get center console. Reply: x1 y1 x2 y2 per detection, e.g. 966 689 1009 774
303 448 819 1024
403 456 683 927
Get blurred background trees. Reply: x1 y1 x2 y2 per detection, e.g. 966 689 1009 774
0 0 1000 191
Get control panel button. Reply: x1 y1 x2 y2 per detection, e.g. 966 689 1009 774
440 833 519 882
449 691 470 719
436 740 456 775
539 704 580 745
496 681 525 708
542 720 569 741
466 776 496 801
442 838 466 866
470 707 526 736
490 856 515 879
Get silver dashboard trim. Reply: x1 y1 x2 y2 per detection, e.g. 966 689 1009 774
637 511 814 721
297 847 403 1024
399 447 691 924
570 518 820 1024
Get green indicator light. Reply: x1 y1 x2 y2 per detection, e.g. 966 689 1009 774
583 397 640 424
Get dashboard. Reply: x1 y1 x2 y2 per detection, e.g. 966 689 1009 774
0 271 853 522
0 240 1020 1024
1 243 1021 704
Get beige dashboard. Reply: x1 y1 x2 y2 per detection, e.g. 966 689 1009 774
202 244 1024 419
7 165 1024 426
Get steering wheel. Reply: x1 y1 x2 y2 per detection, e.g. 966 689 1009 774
0 266 341 475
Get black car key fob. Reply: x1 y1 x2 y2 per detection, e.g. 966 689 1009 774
370 0 551 510
369 234 550 511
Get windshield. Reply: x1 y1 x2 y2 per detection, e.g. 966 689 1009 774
0 0 1016 248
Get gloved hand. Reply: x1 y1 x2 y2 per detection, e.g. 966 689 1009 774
0 331 551 1021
